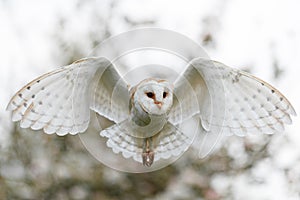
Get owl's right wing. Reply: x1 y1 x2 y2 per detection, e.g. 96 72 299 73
7 57 130 135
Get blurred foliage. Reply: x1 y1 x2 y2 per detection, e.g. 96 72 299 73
0 122 275 199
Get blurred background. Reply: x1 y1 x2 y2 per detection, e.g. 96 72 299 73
1 0 299 199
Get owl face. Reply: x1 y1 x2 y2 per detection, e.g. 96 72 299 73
133 79 173 115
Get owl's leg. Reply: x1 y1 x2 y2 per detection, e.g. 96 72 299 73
142 137 154 167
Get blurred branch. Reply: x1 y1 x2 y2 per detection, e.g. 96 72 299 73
123 16 156 27
272 58 284 80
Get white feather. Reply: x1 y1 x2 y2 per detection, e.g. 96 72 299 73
171 58 295 137
169 58 296 158
7 57 130 135
100 122 192 163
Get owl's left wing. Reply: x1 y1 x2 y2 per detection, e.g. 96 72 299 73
206 60 296 136
7 57 130 135
170 58 296 136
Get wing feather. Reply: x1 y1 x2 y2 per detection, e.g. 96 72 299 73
89 61 130 123
172 58 296 137
212 61 295 135
7 57 130 135
100 121 192 163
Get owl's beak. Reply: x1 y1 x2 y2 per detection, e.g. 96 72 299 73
154 101 162 108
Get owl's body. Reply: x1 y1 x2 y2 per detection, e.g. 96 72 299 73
101 78 186 166
7 57 296 167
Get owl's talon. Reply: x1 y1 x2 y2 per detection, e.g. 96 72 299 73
142 151 154 167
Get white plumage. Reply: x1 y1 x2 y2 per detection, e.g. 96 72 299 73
7 57 296 166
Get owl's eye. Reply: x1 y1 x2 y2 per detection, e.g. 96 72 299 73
163 92 168 98
146 92 154 98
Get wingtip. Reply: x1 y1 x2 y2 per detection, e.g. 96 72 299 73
5 98 14 111
290 106 297 117
5 103 11 111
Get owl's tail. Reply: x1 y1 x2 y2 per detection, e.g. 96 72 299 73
100 121 192 164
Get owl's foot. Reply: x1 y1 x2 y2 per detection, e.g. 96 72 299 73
142 138 154 167
142 151 154 167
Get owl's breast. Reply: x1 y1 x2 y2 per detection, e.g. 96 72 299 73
129 102 168 138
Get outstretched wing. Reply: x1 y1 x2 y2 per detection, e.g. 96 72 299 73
7 57 130 135
170 58 296 136
169 58 296 158
208 60 296 136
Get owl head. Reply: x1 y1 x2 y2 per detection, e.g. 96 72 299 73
132 78 174 115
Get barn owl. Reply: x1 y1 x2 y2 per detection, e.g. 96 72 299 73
7 57 296 167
